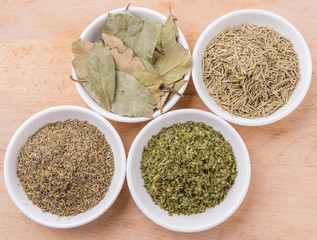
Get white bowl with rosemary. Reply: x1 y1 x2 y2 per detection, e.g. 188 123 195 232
192 9 312 126
127 109 250 232
4 106 126 228
71 6 191 123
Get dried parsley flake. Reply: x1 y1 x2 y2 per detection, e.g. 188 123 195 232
140 121 238 216
17 119 114 217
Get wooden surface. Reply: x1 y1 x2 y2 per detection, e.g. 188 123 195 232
1 0 316 239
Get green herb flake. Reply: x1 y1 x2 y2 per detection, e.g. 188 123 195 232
140 121 238 216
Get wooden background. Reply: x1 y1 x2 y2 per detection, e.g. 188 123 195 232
1 0 316 239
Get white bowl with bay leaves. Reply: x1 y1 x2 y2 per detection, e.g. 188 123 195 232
127 109 251 232
72 6 191 123
4 106 126 228
192 9 312 126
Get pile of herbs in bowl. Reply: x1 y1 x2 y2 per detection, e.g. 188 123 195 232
127 109 251 232
4 106 126 228
71 6 192 123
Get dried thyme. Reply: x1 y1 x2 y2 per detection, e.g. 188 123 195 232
17 119 114 217
203 23 300 118
140 121 237 216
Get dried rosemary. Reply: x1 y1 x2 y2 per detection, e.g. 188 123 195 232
203 23 300 118
17 119 114 217
140 121 237 216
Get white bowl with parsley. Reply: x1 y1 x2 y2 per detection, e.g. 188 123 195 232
127 109 250 232
72 6 191 123
192 9 312 126
4 106 126 228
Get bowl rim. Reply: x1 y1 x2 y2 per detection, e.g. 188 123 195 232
3 105 126 228
126 108 251 232
73 6 191 123
192 9 312 126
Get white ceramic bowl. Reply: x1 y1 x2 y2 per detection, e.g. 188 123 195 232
4 106 126 228
72 7 191 123
192 9 312 126
127 109 250 232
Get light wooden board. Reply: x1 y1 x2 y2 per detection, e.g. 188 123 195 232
0 0 316 239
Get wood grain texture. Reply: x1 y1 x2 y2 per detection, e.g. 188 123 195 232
1 0 317 239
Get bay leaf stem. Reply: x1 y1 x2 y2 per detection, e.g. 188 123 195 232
160 83 183 97
69 75 88 82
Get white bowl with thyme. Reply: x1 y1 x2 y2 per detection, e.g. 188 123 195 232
4 106 126 228
127 109 250 232
192 9 312 126
72 6 191 123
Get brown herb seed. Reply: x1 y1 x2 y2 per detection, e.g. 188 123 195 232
17 119 114 217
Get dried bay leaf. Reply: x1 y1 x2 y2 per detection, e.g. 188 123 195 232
80 77 111 113
139 59 158 73
71 40 110 110
71 39 103 107
81 81 103 105
149 20 163 53
160 9 185 54
87 44 116 111
102 13 132 40
155 50 192 84
147 85 165 103
125 16 157 62
101 33 145 74
72 39 94 79
71 7 192 118
171 42 186 53
132 70 186 109
131 70 164 100
131 70 163 86
152 49 163 65
111 71 157 117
